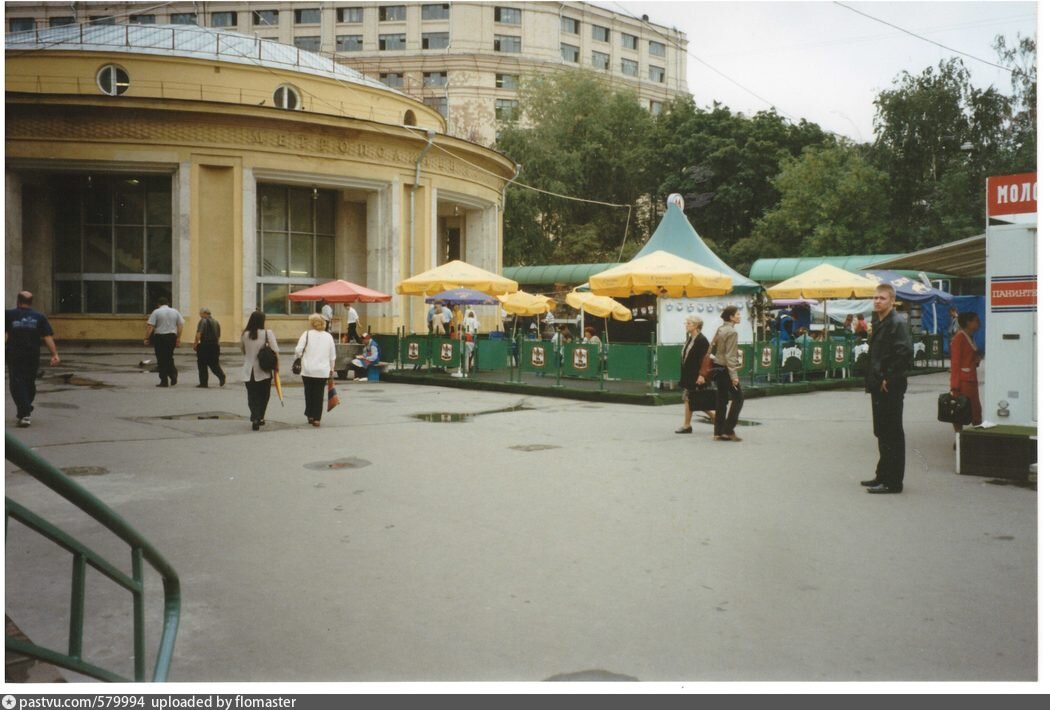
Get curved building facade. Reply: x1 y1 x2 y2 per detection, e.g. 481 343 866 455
5 24 515 341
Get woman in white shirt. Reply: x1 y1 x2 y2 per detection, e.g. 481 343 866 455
294 313 337 427
240 310 280 431
462 309 480 369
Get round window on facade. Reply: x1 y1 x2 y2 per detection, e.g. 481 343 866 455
273 85 301 110
96 64 130 96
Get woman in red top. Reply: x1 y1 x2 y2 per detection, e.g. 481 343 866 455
949 311 983 432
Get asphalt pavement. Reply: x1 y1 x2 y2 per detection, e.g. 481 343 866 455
3 345 1038 685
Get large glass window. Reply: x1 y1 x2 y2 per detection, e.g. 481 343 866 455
170 13 197 25
495 73 519 89
257 185 336 314
379 6 407 21
49 17 75 27
592 51 610 71
53 174 173 315
422 32 449 49
253 10 278 26
650 40 666 57
338 7 363 23
561 17 580 34
295 8 321 24
380 73 404 88
592 25 610 42
494 34 521 53
622 33 638 50
97 65 130 96
622 59 638 77
294 36 321 52
495 98 520 122
649 65 665 83
129 14 155 24
423 71 448 87
9 18 35 31
210 12 235 27
379 33 406 50
421 4 450 20
494 7 521 24
423 96 448 118
336 34 363 52
561 43 579 63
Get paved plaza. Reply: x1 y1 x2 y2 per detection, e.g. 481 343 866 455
4 347 1037 684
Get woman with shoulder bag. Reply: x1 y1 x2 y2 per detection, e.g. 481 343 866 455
949 311 983 434
295 313 337 427
241 310 280 431
676 315 709 434
710 305 745 442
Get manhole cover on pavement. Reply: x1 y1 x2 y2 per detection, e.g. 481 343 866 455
509 444 561 452
159 412 245 421
304 458 372 471
60 466 109 477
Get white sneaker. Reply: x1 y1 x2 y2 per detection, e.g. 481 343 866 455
17 417 30 428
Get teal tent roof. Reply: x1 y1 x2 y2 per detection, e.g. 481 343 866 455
634 205 762 294
748 255 947 282
502 263 620 286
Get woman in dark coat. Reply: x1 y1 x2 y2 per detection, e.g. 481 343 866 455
676 314 710 434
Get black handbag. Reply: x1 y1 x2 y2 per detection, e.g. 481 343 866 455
256 330 278 373
292 332 307 375
938 392 972 424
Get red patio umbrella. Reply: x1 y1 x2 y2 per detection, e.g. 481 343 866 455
287 280 392 303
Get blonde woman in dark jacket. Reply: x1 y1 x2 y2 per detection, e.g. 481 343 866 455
710 305 744 442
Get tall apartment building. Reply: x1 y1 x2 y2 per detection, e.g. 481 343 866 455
6 1 690 145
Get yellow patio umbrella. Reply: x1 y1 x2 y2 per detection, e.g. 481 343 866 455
396 259 518 296
588 250 733 298
765 263 878 300
565 289 632 321
497 290 555 316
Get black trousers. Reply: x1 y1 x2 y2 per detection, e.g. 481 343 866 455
196 342 225 385
244 375 271 423
713 367 744 436
870 379 907 488
152 333 177 384
8 355 38 419
348 322 359 343
302 376 327 421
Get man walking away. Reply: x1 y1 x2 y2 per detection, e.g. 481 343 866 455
320 299 333 333
862 283 912 494
193 307 226 388
5 291 61 427
346 305 360 343
145 296 184 387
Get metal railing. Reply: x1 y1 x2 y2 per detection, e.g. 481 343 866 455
5 432 180 682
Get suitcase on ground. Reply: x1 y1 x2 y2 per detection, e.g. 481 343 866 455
938 392 971 424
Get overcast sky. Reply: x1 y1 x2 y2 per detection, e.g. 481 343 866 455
599 1 1037 143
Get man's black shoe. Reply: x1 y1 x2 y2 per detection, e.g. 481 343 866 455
861 478 880 487
171 372 178 385
867 484 903 494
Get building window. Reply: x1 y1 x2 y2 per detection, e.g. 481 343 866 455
210 12 235 27
253 10 278 26
621 59 638 77
129 14 156 24
592 25 610 42
379 5 407 22
379 33 406 50
53 174 173 315
338 7 363 23
422 32 449 50
622 33 638 50
592 51 610 71
380 73 404 89
495 73 519 89
561 17 580 34
649 65 665 83
49 16 75 27
89 16 116 25
493 34 521 53
561 43 579 63
336 34 363 52
494 7 521 25
257 185 336 315
273 85 301 110
423 96 448 118
495 98 520 122
170 13 197 25
423 71 448 87
9 18 35 31
649 100 664 115
294 36 321 52
421 4 450 20
97 65 130 96
295 8 321 24
650 40 666 57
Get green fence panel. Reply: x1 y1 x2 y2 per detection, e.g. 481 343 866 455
606 343 651 382
752 341 779 380
401 335 429 367
430 337 462 369
804 342 828 373
373 334 398 364
520 340 558 375
654 344 681 383
738 343 754 379
828 339 850 371
781 343 804 379
476 338 511 371
562 343 601 378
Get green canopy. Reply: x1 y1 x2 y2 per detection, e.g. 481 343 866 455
634 204 762 294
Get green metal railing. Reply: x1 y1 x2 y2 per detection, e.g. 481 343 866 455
5 432 181 682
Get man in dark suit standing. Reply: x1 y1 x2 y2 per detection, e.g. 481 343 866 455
863 283 912 494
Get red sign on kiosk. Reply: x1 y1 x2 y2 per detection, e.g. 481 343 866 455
987 172 1037 216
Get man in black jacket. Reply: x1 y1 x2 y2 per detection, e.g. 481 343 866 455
863 283 912 494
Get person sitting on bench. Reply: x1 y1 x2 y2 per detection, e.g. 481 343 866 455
350 333 381 381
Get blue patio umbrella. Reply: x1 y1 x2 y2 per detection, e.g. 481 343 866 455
423 288 500 305
859 270 953 303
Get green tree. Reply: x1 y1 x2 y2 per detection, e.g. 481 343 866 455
993 33 1037 171
731 141 892 266
496 72 653 265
